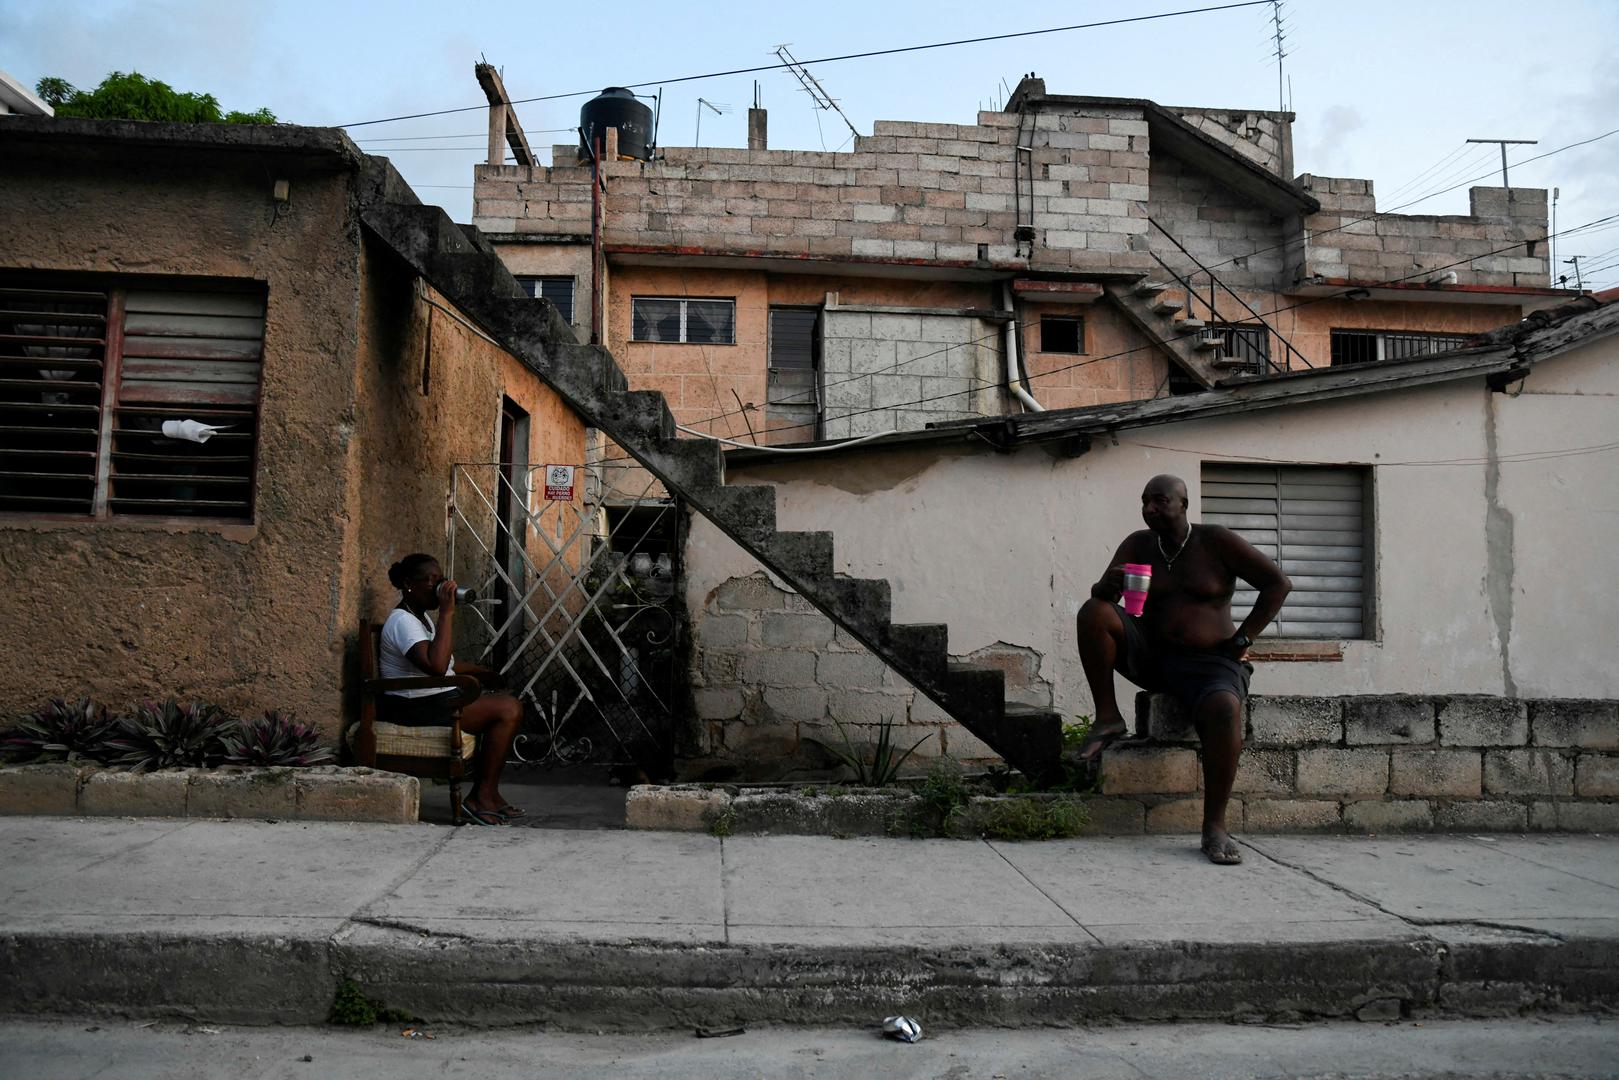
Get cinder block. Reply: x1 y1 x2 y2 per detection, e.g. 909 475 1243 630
759 612 834 648
1245 799 1343 833
1078 797 1146 835
1389 750 1482 798
187 767 298 819
1344 799 1433 833
940 724 1000 762
1135 692 1195 741
1346 698 1435 746
0 763 89 815
1297 748 1390 796
712 574 787 612
761 686 828 722
694 688 745 721
79 768 191 817
294 767 417 823
1575 754 1619 797
1145 797 1215 834
825 689 913 726
1531 700 1618 748
816 652 889 689
1483 749 1575 796
1438 697 1529 747
1230 749 1295 795
1433 800 1528 831
1101 745 1200 795
625 786 728 831
740 650 816 687
698 614 749 647
1249 696 1343 746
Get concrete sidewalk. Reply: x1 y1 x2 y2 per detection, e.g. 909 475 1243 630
1 818 1615 1030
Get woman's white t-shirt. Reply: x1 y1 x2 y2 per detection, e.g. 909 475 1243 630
379 608 456 698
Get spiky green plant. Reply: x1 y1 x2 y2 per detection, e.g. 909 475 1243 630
2 698 118 763
105 699 234 773
807 714 931 787
220 711 334 767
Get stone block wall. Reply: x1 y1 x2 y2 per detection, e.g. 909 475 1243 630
1296 176 1549 288
820 307 1004 437
687 572 1056 779
1169 107 1292 176
1096 693 1619 833
1147 151 1288 292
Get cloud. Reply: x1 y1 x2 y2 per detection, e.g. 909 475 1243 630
1296 104 1365 176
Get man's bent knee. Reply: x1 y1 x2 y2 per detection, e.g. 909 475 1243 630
1077 597 1123 636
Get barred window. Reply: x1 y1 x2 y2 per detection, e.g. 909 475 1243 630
631 297 735 344
515 275 575 324
0 275 264 521
1331 329 1472 366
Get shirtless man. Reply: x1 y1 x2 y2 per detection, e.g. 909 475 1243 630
1074 474 1291 865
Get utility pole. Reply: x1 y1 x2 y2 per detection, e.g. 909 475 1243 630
1564 255 1585 291
1466 138 1537 188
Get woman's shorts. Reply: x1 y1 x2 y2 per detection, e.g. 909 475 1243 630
1112 604 1252 713
378 691 460 727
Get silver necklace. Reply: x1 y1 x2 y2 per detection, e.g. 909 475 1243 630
1158 524 1193 568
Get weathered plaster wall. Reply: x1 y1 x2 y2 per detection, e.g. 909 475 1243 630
0 142 364 729
682 346 1618 775
1019 301 1168 409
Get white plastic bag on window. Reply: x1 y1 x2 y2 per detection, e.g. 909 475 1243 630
161 420 229 443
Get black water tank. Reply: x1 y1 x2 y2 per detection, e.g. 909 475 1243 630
580 87 653 160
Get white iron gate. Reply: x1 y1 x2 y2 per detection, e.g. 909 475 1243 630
446 461 681 767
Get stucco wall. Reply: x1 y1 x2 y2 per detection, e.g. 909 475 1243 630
681 343 1618 771
0 139 365 729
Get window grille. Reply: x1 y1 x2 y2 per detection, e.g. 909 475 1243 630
1211 323 1270 372
767 307 819 407
1201 464 1370 639
1330 329 1472 366
515 276 575 324
0 276 264 521
631 297 735 344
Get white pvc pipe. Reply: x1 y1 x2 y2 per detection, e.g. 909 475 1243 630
1002 282 1044 413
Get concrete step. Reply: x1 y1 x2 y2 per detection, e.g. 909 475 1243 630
701 484 777 542
1175 317 1208 333
884 623 950 683
752 530 835 582
1212 354 1257 370
1132 280 1170 297
593 390 676 442
1151 298 1185 316
1195 334 1224 351
823 578 892 640
937 662 1005 723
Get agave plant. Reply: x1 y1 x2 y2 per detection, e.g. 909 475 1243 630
807 714 931 787
220 710 334 767
1 698 118 763
105 699 234 773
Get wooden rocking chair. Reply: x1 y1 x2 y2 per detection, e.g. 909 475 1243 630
349 619 482 825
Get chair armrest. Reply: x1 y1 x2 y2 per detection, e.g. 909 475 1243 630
363 675 482 707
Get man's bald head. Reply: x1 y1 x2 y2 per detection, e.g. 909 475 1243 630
1143 474 1188 508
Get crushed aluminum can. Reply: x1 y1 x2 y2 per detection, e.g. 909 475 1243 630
882 1015 922 1043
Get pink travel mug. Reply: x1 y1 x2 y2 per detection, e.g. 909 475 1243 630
1121 563 1153 617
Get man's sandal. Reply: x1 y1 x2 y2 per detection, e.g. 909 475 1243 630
1073 722 1130 763
461 805 507 827
494 804 526 820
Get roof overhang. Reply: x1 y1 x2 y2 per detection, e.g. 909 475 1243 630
1296 278 1580 313
0 115 365 170
604 244 1147 282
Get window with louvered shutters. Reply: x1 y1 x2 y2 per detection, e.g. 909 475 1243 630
767 307 819 406
1201 464 1370 639
515 276 575 324
0 277 264 522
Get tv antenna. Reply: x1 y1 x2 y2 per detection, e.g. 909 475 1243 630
695 97 729 147
774 44 859 141
1269 1 1290 114
1466 138 1538 188
1564 254 1585 291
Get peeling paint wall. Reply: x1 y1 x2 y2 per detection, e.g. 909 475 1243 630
682 341 1619 774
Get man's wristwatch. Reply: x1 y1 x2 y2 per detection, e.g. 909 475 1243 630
1229 632 1252 655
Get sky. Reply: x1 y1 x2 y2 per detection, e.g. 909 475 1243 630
5 0 1618 289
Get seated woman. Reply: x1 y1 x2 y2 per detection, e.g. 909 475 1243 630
381 553 524 826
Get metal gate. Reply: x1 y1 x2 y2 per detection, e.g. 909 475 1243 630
445 460 681 768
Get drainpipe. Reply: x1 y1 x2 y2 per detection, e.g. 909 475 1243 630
590 135 603 345
1002 282 1043 413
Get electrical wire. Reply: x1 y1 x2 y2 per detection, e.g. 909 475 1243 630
334 2 1271 128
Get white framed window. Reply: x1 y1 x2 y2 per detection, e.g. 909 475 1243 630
1201 463 1372 640
514 276 575 324
631 297 735 344
1330 329 1471 366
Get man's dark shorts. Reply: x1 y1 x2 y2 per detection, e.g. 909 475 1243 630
1112 604 1252 713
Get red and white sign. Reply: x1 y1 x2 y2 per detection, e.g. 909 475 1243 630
543 464 577 501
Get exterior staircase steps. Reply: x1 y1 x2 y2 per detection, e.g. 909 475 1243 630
1103 279 1222 389
359 191 1063 783
1151 297 1184 316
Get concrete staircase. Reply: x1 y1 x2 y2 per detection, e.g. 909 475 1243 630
361 196 1064 784
1105 279 1252 387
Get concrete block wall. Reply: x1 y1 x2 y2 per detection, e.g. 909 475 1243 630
1296 177 1549 288
1147 151 1289 292
687 572 1057 779
1092 693 1619 833
819 308 1004 437
1170 107 1291 176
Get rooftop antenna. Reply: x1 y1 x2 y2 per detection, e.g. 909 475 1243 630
695 97 729 147
1269 1 1289 115
1551 186 1559 286
1564 254 1585 291
774 44 859 141
1466 137 1538 188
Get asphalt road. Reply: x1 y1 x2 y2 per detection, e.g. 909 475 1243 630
1 1016 1615 1079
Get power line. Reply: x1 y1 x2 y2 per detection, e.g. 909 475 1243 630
334 2 1271 128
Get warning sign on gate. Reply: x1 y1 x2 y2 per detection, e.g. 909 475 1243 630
543 464 577 501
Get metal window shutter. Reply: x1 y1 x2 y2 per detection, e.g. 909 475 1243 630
110 288 264 520
539 278 574 324
0 283 109 514
1203 464 1364 639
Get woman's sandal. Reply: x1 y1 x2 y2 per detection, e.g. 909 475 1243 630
494 804 526 820
1073 721 1130 763
461 805 507 827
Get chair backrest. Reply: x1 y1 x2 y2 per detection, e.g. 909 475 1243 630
359 619 382 682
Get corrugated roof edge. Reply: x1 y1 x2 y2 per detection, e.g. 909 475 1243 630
724 291 1619 466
